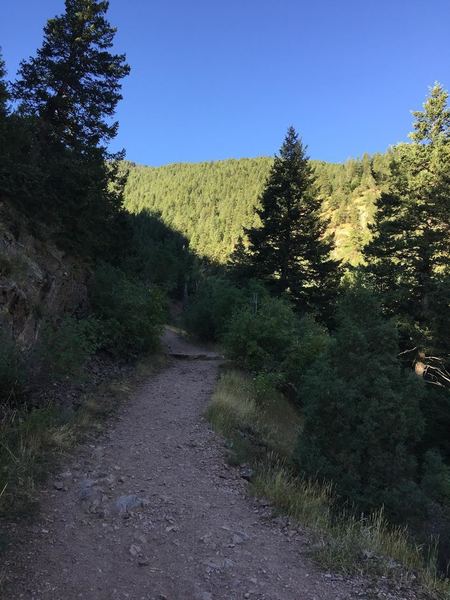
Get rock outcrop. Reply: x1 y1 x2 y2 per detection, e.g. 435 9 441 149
0 201 89 346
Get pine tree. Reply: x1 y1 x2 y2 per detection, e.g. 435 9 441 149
295 283 425 519
227 235 254 283
0 49 9 118
13 0 130 152
410 82 450 145
245 127 341 318
10 1 130 257
364 84 450 352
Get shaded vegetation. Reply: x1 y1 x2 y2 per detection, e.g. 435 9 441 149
1 2 449 592
208 370 449 598
89 263 165 356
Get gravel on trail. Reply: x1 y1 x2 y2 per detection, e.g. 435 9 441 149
0 330 387 599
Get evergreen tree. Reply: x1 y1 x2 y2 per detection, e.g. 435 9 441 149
410 82 450 145
13 0 130 152
11 0 130 257
227 235 254 283
296 283 425 518
0 49 8 118
245 127 341 317
364 84 450 352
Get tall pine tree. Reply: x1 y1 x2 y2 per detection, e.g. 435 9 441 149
244 126 340 318
364 84 450 353
13 0 129 153
0 49 8 118
11 1 130 257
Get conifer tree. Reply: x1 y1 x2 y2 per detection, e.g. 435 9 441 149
227 235 254 283
296 283 425 518
410 82 450 144
13 0 130 152
0 50 8 118
11 1 130 257
364 84 450 352
245 127 341 318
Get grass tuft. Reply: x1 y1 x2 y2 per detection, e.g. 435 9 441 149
0 353 163 519
207 369 450 599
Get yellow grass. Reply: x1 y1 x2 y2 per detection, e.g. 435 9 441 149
207 369 450 599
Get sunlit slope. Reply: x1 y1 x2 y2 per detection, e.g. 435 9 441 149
123 154 390 265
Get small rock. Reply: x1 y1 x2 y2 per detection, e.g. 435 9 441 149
114 494 149 515
240 465 254 481
53 481 64 491
129 544 142 557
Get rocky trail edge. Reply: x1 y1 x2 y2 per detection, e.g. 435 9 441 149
2 328 374 600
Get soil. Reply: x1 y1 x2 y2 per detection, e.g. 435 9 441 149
0 329 426 599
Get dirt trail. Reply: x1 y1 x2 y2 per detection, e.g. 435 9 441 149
2 329 356 600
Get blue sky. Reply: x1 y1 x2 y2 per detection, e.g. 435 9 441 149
1 0 449 165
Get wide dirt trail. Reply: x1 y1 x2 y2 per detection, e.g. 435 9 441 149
3 330 354 600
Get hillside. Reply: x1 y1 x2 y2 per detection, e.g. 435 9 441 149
123 153 391 265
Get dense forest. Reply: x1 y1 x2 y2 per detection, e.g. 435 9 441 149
1 0 450 595
123 151 391 265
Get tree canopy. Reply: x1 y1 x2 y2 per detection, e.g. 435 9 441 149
243 126 341 316
13 0 130 153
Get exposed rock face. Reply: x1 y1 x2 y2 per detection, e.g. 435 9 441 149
0 202 89 346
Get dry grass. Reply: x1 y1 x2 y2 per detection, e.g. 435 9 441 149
0 353 164 518
207 369 301 460
207 369 450 600
252 460 332 530
0 405 72 516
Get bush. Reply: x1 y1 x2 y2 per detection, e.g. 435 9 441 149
421 450 450 505
222 296 299 374
295 283 426 520
0 329 24 406
280 314 330 399
90 264 165 355
123 210 194 298
36 316 100 381
184 276 246 341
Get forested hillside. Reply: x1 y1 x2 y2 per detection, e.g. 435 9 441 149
123 152 391 265
1 1 450 596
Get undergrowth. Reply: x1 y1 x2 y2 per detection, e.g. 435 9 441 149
207 369 450 599
0 353 165 519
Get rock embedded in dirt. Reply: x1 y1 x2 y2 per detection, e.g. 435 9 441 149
239 465 255 481
129 544 142 557
114 494 149 515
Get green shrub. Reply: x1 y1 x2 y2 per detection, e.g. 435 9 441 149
280 314 331 399
0 254 12 277
222 296 299 374
0 329 24 406
184 276 246 341
295 283 426 520
90 264 165 355
421 449 450 505
37 316 100 380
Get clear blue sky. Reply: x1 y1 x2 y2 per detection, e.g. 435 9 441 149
1 0 449 165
